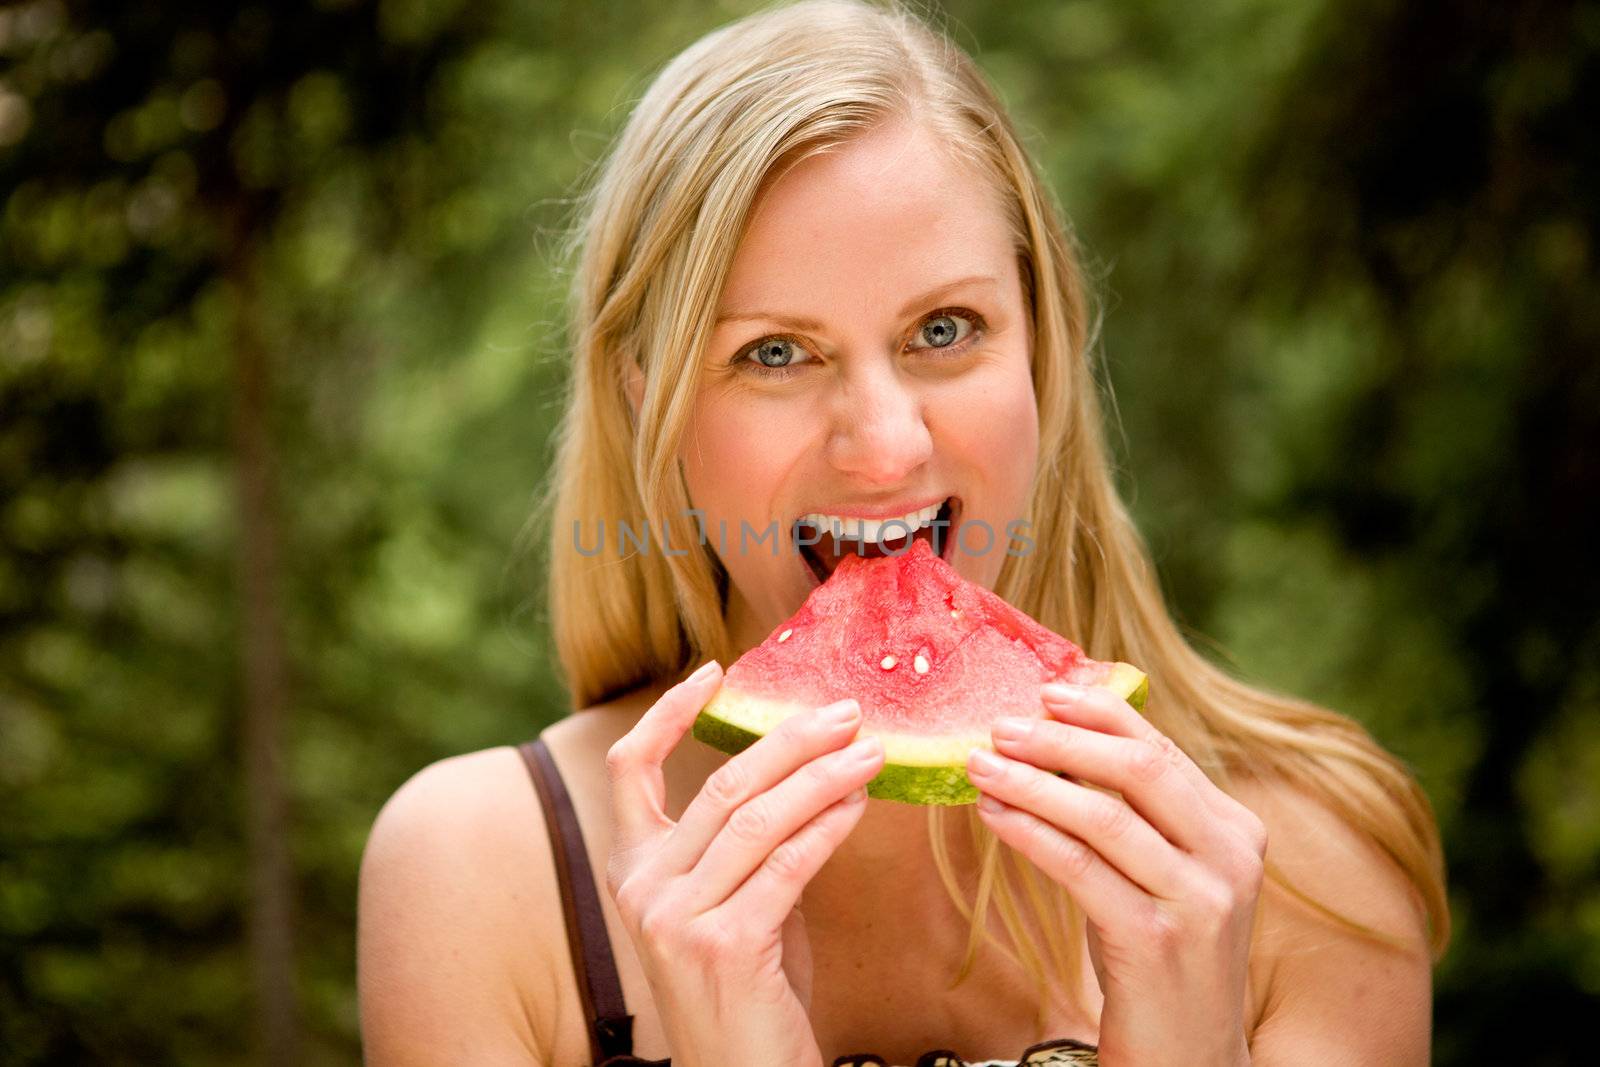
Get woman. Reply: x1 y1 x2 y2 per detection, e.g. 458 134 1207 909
357 2 1449 1065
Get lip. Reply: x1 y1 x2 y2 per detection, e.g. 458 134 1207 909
794 496 962 588
795 494 950 523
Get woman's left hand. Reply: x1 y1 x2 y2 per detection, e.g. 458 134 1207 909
965 682 1268 1067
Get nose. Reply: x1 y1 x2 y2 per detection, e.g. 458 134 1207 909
825 363 933 485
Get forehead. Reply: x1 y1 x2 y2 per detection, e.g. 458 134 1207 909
717 118 1014 314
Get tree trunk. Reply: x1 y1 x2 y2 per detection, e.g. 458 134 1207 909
228 209 302 1067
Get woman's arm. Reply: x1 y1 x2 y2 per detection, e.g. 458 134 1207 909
1234 777 1434 1066
358 749 556 1067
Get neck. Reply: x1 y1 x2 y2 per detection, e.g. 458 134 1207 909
803 797 982 931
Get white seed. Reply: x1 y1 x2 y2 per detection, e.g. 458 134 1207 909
950 609 960 618
880 655 897 670
913 654 930 674
778 628 792 642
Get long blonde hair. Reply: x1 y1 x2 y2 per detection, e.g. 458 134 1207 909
532 0 1449 1028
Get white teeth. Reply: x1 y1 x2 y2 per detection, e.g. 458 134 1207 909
800 501 945 545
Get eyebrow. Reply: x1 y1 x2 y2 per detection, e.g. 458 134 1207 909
713 273 1001 331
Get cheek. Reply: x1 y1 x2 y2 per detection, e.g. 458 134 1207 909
1006 375 1041 475
942 360 1039 487
680 386 808 521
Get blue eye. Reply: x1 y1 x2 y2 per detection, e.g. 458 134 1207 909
743 337 813 373
909 311 977 351
732 308 987 380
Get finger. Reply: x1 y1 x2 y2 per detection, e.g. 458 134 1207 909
722 784 871 932
1042 683 1221 805
606 660 722 853
686 734 883 910
967 749 1193 897
1042 682 1160 740
1042 684 1268 844
656 698 865 875
989 717 1226 856
975 793 1154 932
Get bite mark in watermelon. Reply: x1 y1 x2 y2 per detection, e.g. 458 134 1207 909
693 539 1148 805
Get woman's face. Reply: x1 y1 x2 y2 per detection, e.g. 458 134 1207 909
680 117 1040 650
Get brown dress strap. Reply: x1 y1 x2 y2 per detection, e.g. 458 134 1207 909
517 738 646 1064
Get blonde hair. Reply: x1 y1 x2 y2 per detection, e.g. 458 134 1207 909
532 0 1449 1030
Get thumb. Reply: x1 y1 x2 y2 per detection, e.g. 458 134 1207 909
1085 921 1109 994
782 907 814 1011
607 660 722 852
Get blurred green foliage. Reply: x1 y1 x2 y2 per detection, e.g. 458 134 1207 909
1 0 1596 1063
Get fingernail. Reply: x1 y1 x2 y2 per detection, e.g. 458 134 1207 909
968 749 1004 777
976 793 1006 815
846 736 882 761
822 699 860 725
690 660 720 683
1042 682 1084 703
845 787 868 804
992 717 1032 743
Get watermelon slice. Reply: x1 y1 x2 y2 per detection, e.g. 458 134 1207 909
692 538 1148 805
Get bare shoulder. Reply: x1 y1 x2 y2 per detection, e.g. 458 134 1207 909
357 685 672 1067
357 745 562 1065
1227 773 1435 1065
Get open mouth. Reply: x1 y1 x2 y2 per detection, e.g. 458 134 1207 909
793 496 961 587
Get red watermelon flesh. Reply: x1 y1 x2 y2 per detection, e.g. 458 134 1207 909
692 538 1148 805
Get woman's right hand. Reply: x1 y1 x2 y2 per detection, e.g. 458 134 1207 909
604 660 884 1067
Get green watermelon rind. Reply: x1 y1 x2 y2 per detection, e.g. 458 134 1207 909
691 661 1150 807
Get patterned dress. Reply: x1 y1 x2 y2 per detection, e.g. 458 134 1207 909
829 1037 1099 1066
